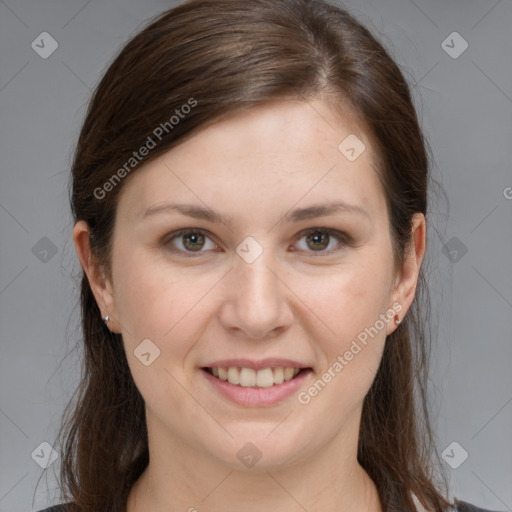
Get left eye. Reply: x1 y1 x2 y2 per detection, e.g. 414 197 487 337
164 228 346 256
293 228 346 254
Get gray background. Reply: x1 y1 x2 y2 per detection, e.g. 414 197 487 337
0 0 511 511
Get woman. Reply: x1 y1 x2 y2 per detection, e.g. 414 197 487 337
36 0 502 511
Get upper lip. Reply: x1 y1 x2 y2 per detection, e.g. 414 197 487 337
202 358 311 371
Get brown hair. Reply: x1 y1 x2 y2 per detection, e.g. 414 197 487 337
53 0 452 510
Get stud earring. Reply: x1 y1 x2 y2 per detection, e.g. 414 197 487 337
103 315 110 323
394 316 401 326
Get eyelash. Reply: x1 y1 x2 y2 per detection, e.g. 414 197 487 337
163 227 349 257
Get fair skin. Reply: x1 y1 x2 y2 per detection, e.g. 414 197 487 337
74 99 426 512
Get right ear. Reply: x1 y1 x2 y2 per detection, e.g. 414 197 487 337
72 220 120 333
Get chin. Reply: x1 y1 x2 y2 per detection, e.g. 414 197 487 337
204 425 315 471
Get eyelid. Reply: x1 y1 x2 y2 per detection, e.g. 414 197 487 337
291 227 348 255
163 227 349 256
163 228 221 256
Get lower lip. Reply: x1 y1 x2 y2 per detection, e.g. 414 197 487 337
201 368 312 407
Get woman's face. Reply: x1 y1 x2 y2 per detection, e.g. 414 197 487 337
81 99 424 470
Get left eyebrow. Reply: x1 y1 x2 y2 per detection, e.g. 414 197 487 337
141 200 370 227
283 201 370 222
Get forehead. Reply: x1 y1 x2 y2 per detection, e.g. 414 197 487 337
116 99 385 224
176 98 374 166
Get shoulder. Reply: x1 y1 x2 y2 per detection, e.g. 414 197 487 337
454 498 506 512
35 499 506 512
34 505 73 512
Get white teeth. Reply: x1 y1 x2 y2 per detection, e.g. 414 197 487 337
209 366 304 387
284 367 295 381
273 367 284 384
239 368 256 387
256 368 274 388
227 367 240 385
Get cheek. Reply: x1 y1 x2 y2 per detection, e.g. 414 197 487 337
304 255 393 340
113 248 221 360
295 266 390 429
297 253 392 397
112 248 182 345
112 252 208 417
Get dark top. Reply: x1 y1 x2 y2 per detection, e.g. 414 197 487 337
35 499 506 512
454 501 505 512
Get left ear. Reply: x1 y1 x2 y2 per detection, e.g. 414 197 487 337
387 213 427 334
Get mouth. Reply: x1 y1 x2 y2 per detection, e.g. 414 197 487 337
202 366 312 388
200 358 314 407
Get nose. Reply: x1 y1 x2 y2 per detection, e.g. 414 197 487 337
218 244 294 340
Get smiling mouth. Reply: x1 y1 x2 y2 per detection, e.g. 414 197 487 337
202 366 311 388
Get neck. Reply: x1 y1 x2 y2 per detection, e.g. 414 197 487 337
127 409 383 512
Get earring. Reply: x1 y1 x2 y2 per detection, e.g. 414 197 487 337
394 316 401 326
103 315 110 323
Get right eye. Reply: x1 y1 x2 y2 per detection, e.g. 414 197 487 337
164 228 220 256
